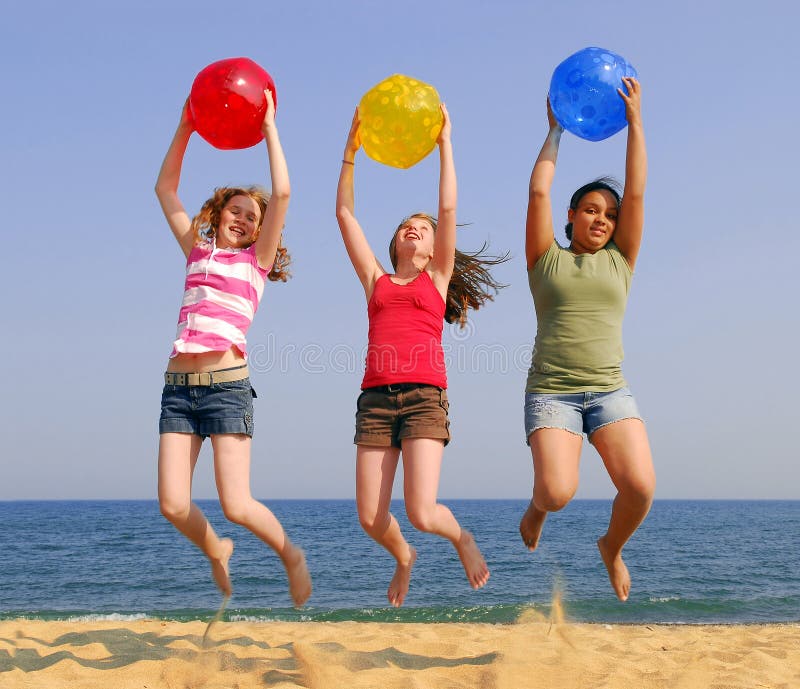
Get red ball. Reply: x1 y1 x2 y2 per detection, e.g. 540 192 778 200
189 57 277 150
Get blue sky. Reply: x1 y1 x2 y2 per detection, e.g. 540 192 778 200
1 0 797 500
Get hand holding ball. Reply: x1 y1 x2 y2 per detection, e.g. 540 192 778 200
189 57 277 150
549 47 637 142
358 74 443 169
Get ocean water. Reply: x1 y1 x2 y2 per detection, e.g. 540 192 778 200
0 500 797 625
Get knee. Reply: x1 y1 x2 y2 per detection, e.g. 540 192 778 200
405 504 436 533
534 485 576 513
622 474 656 507
358 504 389 535
220 499 251 526
159 495 190 524
358 511 379 535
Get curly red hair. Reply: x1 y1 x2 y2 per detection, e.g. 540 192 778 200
190 186 291 282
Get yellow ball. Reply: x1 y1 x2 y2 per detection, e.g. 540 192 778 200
358 74 443 169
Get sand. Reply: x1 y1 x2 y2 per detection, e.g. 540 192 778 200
0 617 797 689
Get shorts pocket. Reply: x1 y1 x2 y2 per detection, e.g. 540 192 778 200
214 378 250 391
439 389 449 412
356 390 382 412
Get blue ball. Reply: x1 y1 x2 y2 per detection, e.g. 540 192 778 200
548 47 638 142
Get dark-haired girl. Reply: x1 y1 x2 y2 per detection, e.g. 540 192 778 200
519 77 654 601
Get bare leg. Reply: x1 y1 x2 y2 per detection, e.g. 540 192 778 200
158 432 234 595
356 445 417 607
211 434 312 606
402 438 490 590
590 419 655 601
519 429 583 551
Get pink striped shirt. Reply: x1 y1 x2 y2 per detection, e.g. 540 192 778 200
170 240 270 358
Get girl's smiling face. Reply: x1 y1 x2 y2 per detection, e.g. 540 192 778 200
567 189 618 253
216 195 262 248
394 216 435 260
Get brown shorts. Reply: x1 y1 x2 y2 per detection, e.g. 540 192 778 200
354 384 450 448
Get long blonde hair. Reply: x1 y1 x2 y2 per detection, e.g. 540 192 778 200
389 213 508 327
190 186 291 282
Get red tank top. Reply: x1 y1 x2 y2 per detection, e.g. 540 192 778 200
361 271 447 389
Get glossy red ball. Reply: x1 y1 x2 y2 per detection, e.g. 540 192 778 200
189 57 277 150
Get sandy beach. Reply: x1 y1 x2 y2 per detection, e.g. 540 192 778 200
1 616 797 689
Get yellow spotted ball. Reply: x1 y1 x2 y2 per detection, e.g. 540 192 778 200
358 74 443 169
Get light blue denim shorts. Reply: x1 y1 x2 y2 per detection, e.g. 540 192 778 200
524 387 643 444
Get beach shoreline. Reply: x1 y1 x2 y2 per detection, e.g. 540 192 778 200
1 618 797 688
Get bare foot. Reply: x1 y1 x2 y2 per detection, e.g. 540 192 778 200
519 501 547 551
456 530 490 589
210 538 234 596
284 545 312 607
597 536 631 601
388 546 417 607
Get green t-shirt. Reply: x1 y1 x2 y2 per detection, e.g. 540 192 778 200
526 239 633 393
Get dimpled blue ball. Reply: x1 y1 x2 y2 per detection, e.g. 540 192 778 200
549 47 638 142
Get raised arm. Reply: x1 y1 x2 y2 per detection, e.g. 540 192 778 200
335 108 384 299
611 77 647 269
525 100 562 269
429 103 457 291
253 89 291 269
155 99 195 258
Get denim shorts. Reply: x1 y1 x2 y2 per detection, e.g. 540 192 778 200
159 378 257 438
355 384 450 448
524 387 642 444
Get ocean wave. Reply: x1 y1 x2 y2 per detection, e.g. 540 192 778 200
67 613 151 622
